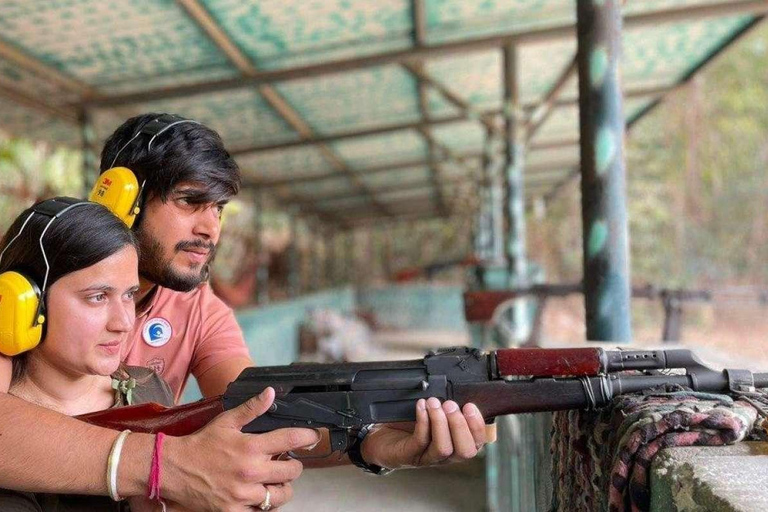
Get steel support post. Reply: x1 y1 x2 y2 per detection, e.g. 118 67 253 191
287 210 300 298
485 128 506 265
325 229 336 288
502 44 530 344
576 0 632 342
79 108 99 196
311 225 322 291
298 219 310 293
345 230 356 286
365 228 375 286
382 228 393 281
254 193 270 305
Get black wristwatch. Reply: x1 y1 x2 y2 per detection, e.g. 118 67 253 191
347 425 393 476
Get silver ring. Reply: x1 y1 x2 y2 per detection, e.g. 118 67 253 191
258 489 272 511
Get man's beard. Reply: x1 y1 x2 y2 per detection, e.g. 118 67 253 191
136 227 216 292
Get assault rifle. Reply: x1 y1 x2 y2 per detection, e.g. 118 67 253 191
77 347 768 454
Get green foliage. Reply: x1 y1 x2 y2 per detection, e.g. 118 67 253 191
536 24 768 287
0 137 83 234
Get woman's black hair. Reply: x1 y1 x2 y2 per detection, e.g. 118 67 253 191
0 201 138 383
99 113 241 210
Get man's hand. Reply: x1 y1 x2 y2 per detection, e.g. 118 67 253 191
160 387 320 512
360 398 487 469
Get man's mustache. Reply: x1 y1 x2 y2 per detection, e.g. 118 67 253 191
176 240 216 253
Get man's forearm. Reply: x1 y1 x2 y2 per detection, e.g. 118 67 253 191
0 392 153 496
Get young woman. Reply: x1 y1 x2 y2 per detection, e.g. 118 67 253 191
0 198 173 511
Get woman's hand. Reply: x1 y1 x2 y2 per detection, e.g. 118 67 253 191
360 398 487 469
160 387 318 512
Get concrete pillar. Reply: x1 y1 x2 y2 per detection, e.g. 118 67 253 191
576 0 632 342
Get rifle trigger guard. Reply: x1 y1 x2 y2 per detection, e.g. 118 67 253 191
285 428 352 461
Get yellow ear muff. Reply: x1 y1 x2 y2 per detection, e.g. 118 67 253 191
88 167 141 228
0 271 43 356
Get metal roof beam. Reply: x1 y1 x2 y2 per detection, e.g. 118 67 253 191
342 181 548 218
287 171 565 207
287 174 478 205
344 210 449 229
542 168 581 204
402 62 498 134
177 0 392 218
231 84 668 156
338 184 579 226
410 0 449 217
266 189 349 227
524 55 578 144
0 38 95 99
85 0 768 108
285 163 568 208
243 152 483 189
334 200 441 218
0 78 77 123
231 114 477 155
243 153 574 192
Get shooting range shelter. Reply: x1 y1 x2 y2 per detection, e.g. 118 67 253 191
0 1 766 510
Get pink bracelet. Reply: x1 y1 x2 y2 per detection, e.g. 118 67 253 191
147 432 166 503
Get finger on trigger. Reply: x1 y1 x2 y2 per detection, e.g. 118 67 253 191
257 427 321 455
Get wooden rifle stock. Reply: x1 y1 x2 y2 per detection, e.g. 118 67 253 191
77 396 224 436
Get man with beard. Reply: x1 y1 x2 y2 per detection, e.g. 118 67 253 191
104 114 251 402
0 114 487 512
107 113 487 467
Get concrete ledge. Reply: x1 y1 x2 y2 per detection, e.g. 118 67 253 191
651 442 768 512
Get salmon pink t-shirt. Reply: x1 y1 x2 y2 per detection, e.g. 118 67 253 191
123 283 250 403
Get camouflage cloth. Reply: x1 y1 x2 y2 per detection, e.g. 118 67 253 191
550 387 760 512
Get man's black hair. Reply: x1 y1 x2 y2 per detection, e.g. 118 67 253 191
100 113 241 208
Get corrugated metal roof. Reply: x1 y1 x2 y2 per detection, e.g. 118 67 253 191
0 0 763 227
